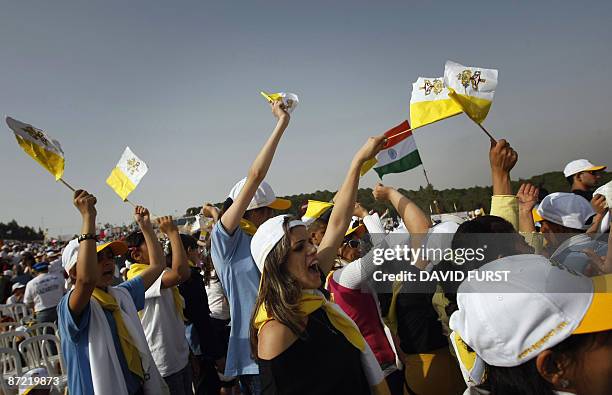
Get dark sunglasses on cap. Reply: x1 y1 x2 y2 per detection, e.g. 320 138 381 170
344 239 362 249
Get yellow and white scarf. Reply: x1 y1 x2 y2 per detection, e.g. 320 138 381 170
88 286 169 394
254 290 389 395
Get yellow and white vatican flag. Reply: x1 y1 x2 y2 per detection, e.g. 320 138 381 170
5 117 65 180
106 147 148 201
410 77 463 129
260 91 299 113
444 60 498 124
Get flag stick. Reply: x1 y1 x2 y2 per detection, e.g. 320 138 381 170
422 166 432 187
464 113 496 142
124 199 137 208
385 124 426 140
59 178 76 192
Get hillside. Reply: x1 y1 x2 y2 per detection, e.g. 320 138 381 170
185 171 612 218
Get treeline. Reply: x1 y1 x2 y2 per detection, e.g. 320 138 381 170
186 171 612 218
0 220 45 241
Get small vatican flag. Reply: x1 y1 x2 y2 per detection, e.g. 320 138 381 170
6 117 65 180
410 77 463 129
444 60 498 124
260 91 299 113
106 147 148 201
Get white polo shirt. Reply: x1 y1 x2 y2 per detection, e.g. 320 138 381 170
23 272 65 312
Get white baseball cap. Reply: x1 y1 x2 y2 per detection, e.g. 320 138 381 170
563 159 606 178
449 254 612 368
11 282 25 292
251 215 305 273
228 177 291 211
61 238 128 273
536 192 595 230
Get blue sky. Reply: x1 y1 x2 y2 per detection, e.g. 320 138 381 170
1 0 611 236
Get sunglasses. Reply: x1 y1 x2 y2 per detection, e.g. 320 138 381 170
344 239 362 249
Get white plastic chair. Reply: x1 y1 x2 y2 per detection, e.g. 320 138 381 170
0 347 22 395
27 322 58 338
0 331 29 350
7 304 30 322
18 335 67 393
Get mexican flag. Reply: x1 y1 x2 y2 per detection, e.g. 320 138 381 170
362 121 422 178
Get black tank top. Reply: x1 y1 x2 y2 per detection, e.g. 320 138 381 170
258 307 370 395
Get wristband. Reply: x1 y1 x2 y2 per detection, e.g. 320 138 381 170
77 234 98 243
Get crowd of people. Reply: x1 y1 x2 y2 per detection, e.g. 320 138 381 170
1 99 611 395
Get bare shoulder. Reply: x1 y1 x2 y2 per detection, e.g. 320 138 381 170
257 319 299 360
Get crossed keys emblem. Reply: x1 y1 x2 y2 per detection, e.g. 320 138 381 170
457 70 486 91
420 79 445 95
21 126 51 147
126 158 141 176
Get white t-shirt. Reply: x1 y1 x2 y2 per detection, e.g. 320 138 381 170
205 278 230 320
140 268 189 377
6 294 22 304
23 272 65 312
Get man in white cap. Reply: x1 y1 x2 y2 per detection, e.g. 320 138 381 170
6 282 26 304
535 192 607 273
210 100 291 394
563 159 606 202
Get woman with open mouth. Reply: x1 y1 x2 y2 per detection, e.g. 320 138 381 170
249 135 391 395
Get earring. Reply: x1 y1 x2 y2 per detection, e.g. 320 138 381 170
560 379 570 389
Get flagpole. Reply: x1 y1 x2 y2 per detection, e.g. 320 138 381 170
59 178 76 192
464 113 496 142
386 123 426 140
422 166 432 187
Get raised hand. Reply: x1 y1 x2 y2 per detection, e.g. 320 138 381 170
270 99 290 124
517 183 539 211
489 139 518 174
156 216 178 235
73 190 97 218
354 135 386 163
591 194 607 215
201 203 220 218
134 206 152 229
373 183 393 202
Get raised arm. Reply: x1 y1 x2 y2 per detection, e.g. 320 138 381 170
516 183 539 234
489 139 517 196
489 139 520 230
584 208 612 275
202 203 221 223
133 207 166 291
586 195 607 234
159 216 191 288
373 183 431 270
374 184 431 234
317 136 386 275
220 100 290 234
68 190 99 316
